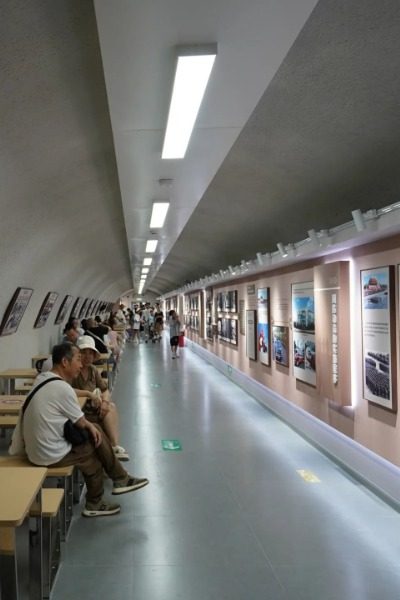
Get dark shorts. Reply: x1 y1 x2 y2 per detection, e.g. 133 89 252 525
170 336 179 347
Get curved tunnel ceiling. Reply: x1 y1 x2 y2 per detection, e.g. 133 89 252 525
94 0 400 298
152 0 400 295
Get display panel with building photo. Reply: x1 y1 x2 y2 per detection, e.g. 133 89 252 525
292 282 316 385
361 266 396 411
257 287 270 366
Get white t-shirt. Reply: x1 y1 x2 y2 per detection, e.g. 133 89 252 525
23 372 84 466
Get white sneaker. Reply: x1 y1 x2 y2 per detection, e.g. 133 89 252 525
113 445 130 461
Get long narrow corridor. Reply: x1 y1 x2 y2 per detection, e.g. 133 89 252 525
53 341 400 599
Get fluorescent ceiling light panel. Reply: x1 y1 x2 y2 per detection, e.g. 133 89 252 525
146 240 158 253
142 267 150 274
162 45 217 159
150 202 170 228
143 258 152 266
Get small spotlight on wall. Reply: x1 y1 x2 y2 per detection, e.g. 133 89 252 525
277 242 288 258
219 269 224 277
229 265 235 275
351 209 365 232
256 252 264 266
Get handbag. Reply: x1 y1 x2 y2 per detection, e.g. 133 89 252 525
63 419 89 446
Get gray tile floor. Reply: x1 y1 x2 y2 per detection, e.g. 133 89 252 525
52 340 400 599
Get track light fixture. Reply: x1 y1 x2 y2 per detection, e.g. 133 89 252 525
229 265 235 275
351 209 365 232
277 242 288 258
256 252 264 266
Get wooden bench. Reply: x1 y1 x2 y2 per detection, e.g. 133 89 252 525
0 414 19 439
0 415 19 428
0 466 47 600
0 457 74 541
30 488 64 598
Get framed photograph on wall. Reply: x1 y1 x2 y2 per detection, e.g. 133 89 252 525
361 266 396 412
70 297 83 319
272 325 289 367
79 298 89 318
55 294 74 325
257 287 270 366
0 287 34 336
34 292 59 328
292 282 316 386
246 310 257 359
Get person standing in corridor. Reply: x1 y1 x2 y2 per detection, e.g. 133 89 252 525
168 310 181 359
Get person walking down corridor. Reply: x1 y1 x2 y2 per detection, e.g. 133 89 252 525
168 310 181 359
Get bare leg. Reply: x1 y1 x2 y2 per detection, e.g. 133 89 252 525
101 403 119 446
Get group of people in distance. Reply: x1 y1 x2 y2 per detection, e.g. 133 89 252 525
11 312 149 517
124 303 165 345
121 303 182 359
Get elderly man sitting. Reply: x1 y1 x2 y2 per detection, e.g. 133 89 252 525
72 335 129 461
19 342 149 517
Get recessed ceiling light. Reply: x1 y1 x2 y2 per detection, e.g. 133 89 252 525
143 258 152 266
150 202 169 228
142 267 149 274
146 240 158 253
162 45 217 159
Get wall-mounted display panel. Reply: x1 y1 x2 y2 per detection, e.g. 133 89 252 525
314 262 350 406
54 295 74 325
206 289 213 341
79 298 89 319
70 297 83 318
0 287 34 336
361 266 396 412
257 287 270 366
218 317 238 345
292 282 316 386
246 310 257 360
272 325 289 367
217 291 238 313
34 292 59 328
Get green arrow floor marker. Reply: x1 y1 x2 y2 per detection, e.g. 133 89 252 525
162 439 182 451
151 383 161 388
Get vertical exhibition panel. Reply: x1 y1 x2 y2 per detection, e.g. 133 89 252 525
246 309 257 360
361 265 397 412
314 261 350 405
292 282 316 385
257 287 270 365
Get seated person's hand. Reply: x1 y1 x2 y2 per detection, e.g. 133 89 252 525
98 400 110 418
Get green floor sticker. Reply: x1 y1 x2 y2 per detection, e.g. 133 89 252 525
151 383 161 388
162 439 182 451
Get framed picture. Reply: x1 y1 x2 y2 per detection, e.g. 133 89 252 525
292 282 316 385
0 287 34 336
361 266 396 412
257 287 270 366
34 292 59 328
54 294 74 325
70 297 83 319
85 299 95 317
79 299 89 318
272 325 289 367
